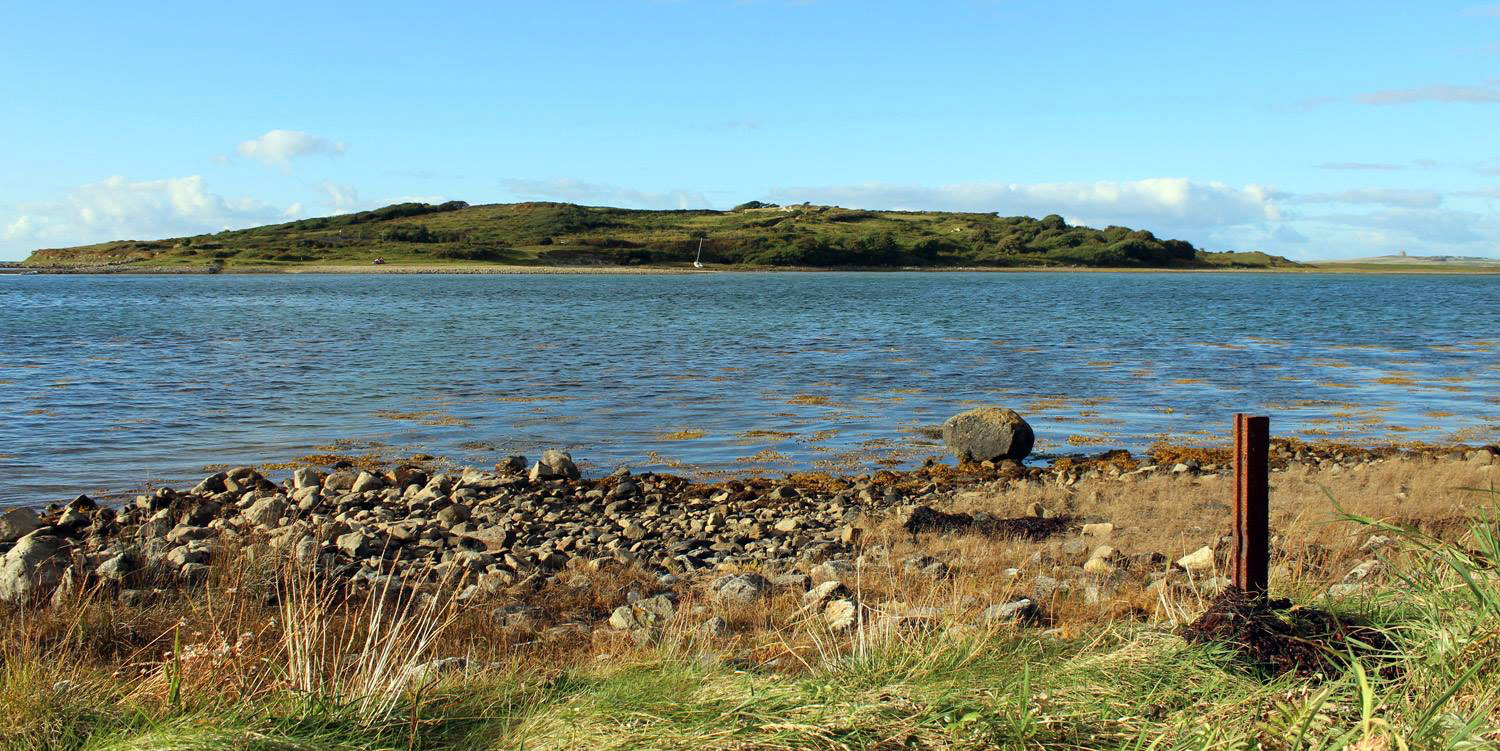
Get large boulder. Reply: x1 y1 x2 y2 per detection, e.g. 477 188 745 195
941 407 1034 463
529 450 580 481
0 535 68 604
0 508 43 543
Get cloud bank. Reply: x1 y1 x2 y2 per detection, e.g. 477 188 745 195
2 175 294 249
767 178 1281 234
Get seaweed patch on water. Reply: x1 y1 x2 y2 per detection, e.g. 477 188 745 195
787 394 836 407
739 429 798 440
458 440 501 451
373 410 473 427
1182 588 1395 678
736 449 792 465
657 428 707 441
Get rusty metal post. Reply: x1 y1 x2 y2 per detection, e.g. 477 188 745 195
1231 414 1270 596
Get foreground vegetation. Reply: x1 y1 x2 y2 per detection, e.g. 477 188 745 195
3 455 1497 749
22 201 1301 270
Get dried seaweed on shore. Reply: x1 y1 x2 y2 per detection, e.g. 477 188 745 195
1182 587 1395 678
903 505 1074 541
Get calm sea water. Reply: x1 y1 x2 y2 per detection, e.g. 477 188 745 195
2 272 1498 507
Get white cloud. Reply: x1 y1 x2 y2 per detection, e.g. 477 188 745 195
1291 189 1443 208
502 178 711 210
1311 208 1486 244
236 129 346 168
1 175 290 250
767 178 1281 229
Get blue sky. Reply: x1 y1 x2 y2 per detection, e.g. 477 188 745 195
2 0 1499 261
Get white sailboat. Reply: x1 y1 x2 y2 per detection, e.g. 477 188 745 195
693 238 704 268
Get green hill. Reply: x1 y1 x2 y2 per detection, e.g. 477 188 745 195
21 200 1300 270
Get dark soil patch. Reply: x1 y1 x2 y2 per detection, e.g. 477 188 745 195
1182 587 1396 678
904 505 1074 541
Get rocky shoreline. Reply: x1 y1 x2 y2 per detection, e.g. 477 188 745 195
3 435 1496 624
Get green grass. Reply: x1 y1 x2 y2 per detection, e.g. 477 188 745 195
21 201 1303 271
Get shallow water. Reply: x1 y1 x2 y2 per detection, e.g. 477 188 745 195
1 272 1497 506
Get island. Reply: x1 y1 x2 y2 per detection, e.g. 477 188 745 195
20 200 1300 271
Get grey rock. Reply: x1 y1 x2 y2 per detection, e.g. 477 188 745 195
0 508 43 544
1176 546 1215 573
165 524 214 544
0 535 67 603
291 468 322 490
1032 575 1064 599
607 594 675 633
138 509 174 540
323 471 358 492
635 594 675 623
772 572 811 591
529 450 580 481
337 531 373 558
979 598 1035 625
243 496 288 528
350 472 385 494
95 553 139 582
941 407 1034 463
1344 559 1383 583
436 504 471 525
711 572 770 605
165 545 209 567
810 560 855 584
608 604 642 631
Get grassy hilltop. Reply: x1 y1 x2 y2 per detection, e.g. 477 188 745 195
22 200 1298 270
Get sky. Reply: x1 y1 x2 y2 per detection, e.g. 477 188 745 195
2 0 1499 261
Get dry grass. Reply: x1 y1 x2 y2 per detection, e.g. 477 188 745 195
2 458 1497 748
